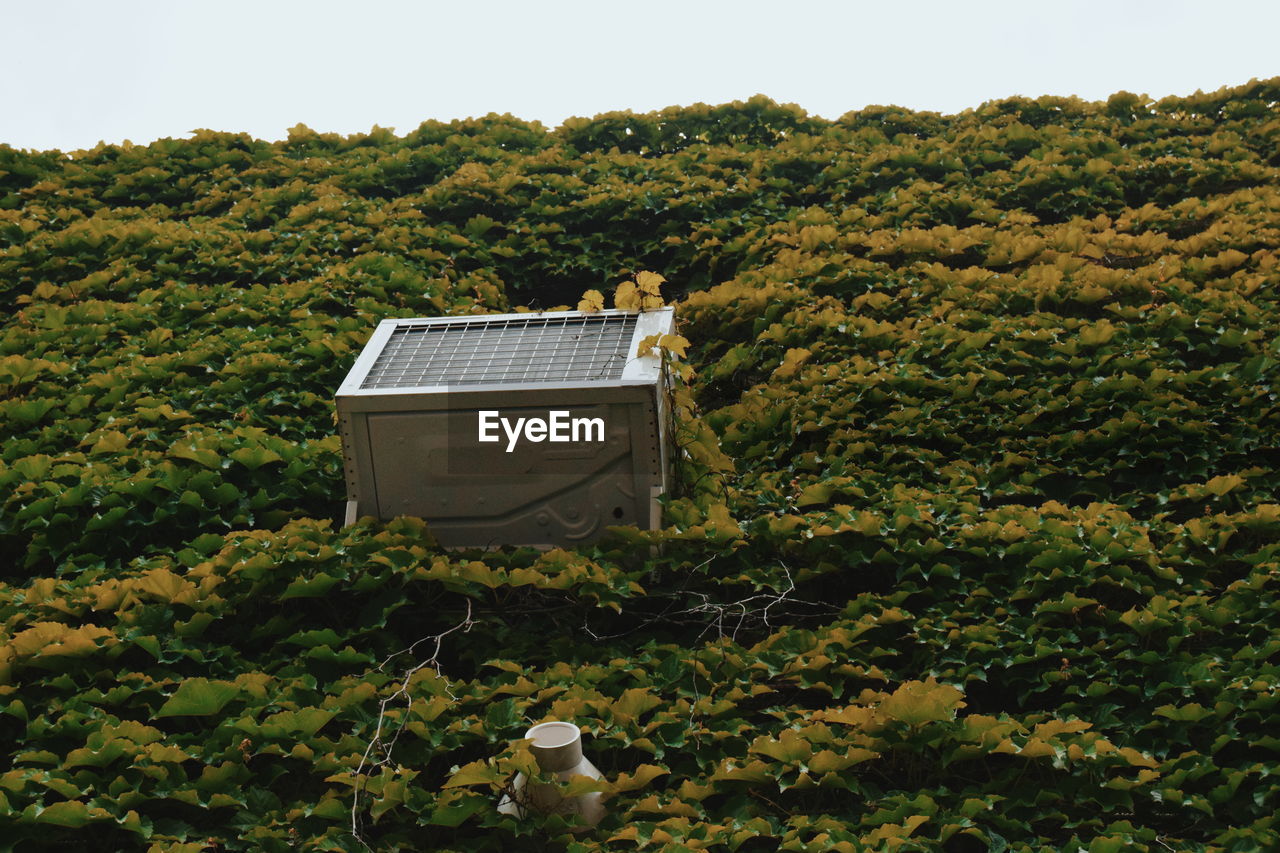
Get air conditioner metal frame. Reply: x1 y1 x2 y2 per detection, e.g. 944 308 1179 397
335 308 675 549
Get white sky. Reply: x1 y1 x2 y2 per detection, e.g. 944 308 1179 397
3 0 1278 152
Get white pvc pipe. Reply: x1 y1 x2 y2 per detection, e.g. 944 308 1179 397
497 721 605 828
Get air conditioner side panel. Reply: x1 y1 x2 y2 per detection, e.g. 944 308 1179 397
336 383 672 547
361 397 653 548
337 408 377 522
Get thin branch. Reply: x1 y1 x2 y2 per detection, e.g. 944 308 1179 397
351 601 475 850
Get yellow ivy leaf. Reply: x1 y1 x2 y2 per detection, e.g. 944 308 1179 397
773 347 812 379
1205 474 1244 496
866 815 930 843
9 622 116 659
635 271 666 295
560 774 610 798
443 759 501 788
498 743 540 779
35 800 93 828
808 749 851 774
1118 747 1160 768
614 281 641 311
709 759 771 783
611 763 669 792
145 742 193 763
878 678 965 726
630 794 700 818
635 333 661 358
634 333 689 359
1078 320 1117 347
1018 737 1057 759
815 705 878 729
88 430 130 454
577 289 605 312
133 568 198 605
611 688 661 724
658 334 689 358
797 483 834 507
371 777 408 820
1032 719 1092 738
749 729 811 763
608 827 641 844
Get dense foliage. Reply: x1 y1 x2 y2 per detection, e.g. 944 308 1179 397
2 79 1279 851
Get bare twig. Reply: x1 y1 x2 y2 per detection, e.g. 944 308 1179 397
581 556 713 643
663 560 810 643
351 601 475 850
582 559 830 644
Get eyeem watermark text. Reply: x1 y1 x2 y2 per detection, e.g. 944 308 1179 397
478 410 605 452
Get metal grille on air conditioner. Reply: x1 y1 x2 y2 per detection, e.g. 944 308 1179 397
360 313 638 389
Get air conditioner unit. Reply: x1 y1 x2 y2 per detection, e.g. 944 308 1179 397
335 308 675 549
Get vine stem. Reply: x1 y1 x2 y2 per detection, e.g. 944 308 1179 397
350 600 475 850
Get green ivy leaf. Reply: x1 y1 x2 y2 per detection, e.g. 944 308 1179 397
154 678 241 717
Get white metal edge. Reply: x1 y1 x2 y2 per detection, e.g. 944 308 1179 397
339 377 659 399
621 308 676 382
379 307 642 328
336 319 399 397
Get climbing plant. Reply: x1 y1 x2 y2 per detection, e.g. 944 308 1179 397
2 79 1280 850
